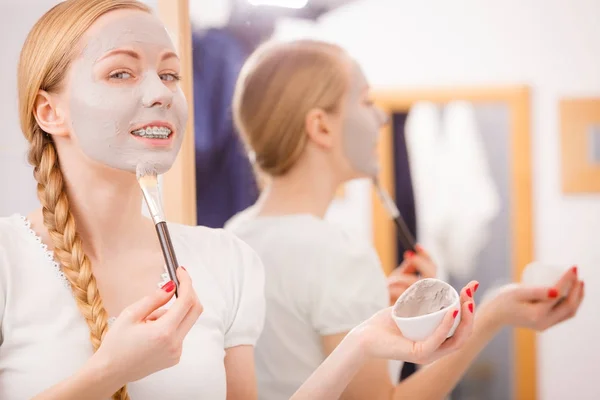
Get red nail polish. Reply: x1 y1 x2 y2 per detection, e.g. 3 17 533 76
474 283 479 292
571 266 578 275
468 303 474 313
466 288 472 298
405 251 415 258
548 288 558 298
161 280 175 293
453 310 459 318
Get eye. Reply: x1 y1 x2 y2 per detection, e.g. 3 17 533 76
160 73 182 82
109 70 133 80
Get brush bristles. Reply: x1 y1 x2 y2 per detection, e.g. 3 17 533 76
136 163 158 181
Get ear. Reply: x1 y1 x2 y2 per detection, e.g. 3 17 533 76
34 90 69 137
305 108 335 149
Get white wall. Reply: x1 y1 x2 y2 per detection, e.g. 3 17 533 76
0 1 59 216
275 0 600 398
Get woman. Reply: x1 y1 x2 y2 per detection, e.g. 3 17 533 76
226 39 585 400
0 1 475 399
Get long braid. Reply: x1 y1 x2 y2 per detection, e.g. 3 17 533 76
19 2 157 398
28 129 130 400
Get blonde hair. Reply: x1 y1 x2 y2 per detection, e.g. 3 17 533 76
233 39 350 177
18 1 151 399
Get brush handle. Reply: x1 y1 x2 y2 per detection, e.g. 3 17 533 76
155 221 180 297
393 216 418 273
393 215 417 254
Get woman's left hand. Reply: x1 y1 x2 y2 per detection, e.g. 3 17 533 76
352 280 479 365
479 266 584 332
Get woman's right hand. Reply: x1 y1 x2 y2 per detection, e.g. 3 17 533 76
92 266 203 385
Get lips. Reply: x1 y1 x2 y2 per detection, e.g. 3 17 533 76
129 121 174 140
131 126 172 139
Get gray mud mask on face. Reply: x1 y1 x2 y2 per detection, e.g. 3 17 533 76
340 63 388 177
68 13 188 175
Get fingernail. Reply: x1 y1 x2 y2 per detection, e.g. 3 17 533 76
405 251 415 258
453 310 459 318
571 265 578 276
474 283 479 292
466 288 472 298
468 303 474 313
548 288 558 298
161 280 175 293
415 244 424 252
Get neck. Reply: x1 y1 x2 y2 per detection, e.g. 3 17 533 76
58 161 150 259
256 161 343 219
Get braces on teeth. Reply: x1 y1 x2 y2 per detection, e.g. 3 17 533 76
132 126 172 139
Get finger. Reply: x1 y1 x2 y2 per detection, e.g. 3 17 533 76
440 299 475 352
120 280 176 322
410 307 459 361
145 308 168 322
396 256 418 275
459 281 479 304
553 266 578 297
175 300 204 342
157 267 197 328
514 285 559 303
547 279 583 326
415 244 433 261
400 254 435 278
388 274 419 287
389 281 414 306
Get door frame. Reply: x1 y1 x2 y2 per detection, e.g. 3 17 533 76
371 85 534 400
156 0 197 225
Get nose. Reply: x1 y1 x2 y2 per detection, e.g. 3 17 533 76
377 106 390 126
141 73 174 109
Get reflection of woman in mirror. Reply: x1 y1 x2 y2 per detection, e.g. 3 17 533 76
226 39 584 400
0 1 474 399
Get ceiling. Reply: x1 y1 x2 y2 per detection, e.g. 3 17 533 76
190 0 357 28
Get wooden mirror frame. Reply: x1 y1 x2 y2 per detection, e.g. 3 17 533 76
371 86 534 400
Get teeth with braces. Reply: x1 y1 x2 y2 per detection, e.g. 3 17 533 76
131 126 172 139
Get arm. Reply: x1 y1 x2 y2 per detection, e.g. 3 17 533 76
316 314 498 400
225 345 257 400
321 332 396 400
294 282 478 400
32 356 124 400
390 307 500 400
290 331 368 400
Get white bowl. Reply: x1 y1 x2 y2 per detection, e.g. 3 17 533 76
521 262 572 295
391 278 461 342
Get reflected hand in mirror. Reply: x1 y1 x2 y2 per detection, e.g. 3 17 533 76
388 244 437 305
480 266 584 331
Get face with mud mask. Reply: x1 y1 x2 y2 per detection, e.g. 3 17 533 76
340 62 388 178
67 11 188 175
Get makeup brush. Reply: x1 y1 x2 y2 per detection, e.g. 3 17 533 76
372 177 417 254
137 164 180 297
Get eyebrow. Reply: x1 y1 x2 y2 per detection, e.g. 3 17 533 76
96 48 140 63
161 51 179 62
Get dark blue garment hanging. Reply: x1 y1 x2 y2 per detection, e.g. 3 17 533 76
392 112 418 381
192 28 259 228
